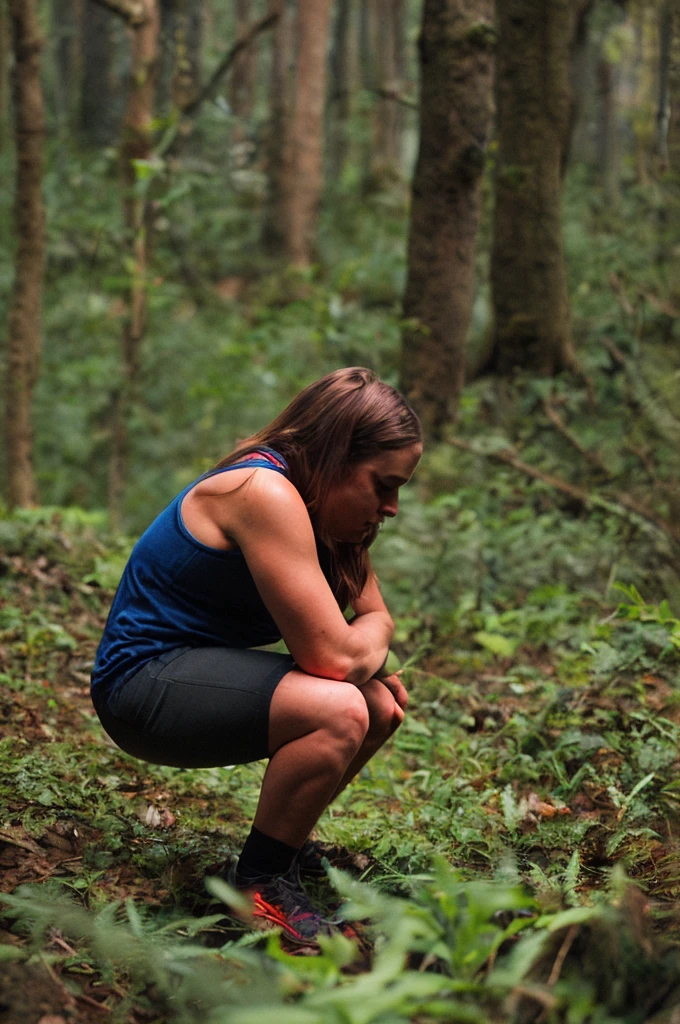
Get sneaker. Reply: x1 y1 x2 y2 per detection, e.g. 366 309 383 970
295 839 332 877
231 868 332 946
295 839 363 878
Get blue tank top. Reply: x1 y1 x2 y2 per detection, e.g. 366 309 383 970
91 449 341 701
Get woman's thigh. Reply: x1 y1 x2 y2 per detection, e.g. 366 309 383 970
95 646 294 769
267 671 370 754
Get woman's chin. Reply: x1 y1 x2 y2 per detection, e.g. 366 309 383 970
361 524 381 546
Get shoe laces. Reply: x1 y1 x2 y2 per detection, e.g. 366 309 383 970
253 873 326 941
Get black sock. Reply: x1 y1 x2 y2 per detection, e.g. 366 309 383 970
236 826 299 881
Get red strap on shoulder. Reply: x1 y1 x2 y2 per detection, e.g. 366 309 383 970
241 450 286 470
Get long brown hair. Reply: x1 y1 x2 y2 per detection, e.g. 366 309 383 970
215 367 422 603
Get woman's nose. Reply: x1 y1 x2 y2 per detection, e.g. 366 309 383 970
380 494 398 517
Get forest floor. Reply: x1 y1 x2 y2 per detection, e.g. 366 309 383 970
1 511 680 1023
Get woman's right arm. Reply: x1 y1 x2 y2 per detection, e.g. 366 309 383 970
198 469 390 685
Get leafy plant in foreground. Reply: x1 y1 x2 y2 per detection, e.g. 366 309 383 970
3 862 680 1023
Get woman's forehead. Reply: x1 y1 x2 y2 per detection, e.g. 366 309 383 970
363 444 422 479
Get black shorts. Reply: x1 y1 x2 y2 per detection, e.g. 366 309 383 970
92 646 294 769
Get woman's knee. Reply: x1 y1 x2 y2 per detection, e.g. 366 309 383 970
323 684 370 754
269 670 370 757
362 678 405 741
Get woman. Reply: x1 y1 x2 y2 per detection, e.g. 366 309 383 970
91 367 422 945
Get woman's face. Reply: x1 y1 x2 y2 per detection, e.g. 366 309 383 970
319 443 422 544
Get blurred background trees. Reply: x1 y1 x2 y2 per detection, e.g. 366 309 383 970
1 0 679 598
5 0 45 509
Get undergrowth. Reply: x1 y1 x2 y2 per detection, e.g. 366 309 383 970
1 454 679 1019
1 117 679 1022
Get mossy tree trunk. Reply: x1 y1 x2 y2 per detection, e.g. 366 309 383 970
54 0 82 132
264 0 333 265
400 0 494 439
80 0 115 144
283 0 334 265
328 0 355 180
109 0 159 528
371 0 405 184
5 0 46 509
0 1 10 149
158 0 202 114
229 0 256 141
669 2 680 173
262 0 294 255
489 0 583 377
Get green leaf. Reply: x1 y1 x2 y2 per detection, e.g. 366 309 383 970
473 631 517 657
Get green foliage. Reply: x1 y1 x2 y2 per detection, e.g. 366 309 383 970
2 43 680 1020
2 862 679 1023
614 583 680 653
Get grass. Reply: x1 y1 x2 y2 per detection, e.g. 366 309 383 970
1 483 679 1021
0 145 679 1020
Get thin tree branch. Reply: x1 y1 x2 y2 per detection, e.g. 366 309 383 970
608 272 635 317
181 8 279 117
625 442 680 500
602 337 680 443
368 85 417 109
449 437 680 545
541 398 612 476
88 0 147 26
547 925 580 987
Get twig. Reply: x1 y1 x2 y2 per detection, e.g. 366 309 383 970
181 8 279 117
625 443 680 499
449 437 680 544
0 829 42 854
509 984 557 1011
368 85 418 110
602 337 680 444
43 950 114 1015
541 398 611 476
88 0 146 25
601 336 628 367
76 991 112 1014
609 272 636 317
451 437 593 504
547 924 579 986
39 954 79 1012
641 289 680 319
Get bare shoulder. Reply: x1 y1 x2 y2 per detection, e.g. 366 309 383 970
230 467 311 536
182 467 309 550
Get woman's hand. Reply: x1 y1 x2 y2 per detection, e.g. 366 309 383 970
377 671 408 710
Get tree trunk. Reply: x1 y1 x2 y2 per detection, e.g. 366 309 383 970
328 0 355 180
283 0 334 265
158 0 203 113
400 0 494 439
562 0 594 173
5 0 46 509
264 0 333 265
229 0 256 139
489 0 579 377
597 53 621 206
54 0 82 130
80 0 115 144
0 1 10 149
262 0 294 255
669 1 680 172
655 0 673 171
109 0 160 529
371 0 405 184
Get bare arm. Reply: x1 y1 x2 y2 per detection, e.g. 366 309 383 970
349 567 408 707
199 470 390 685
347 564 394 675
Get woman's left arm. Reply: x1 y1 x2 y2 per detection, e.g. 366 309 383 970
349 562 394 647
350 566 408 710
